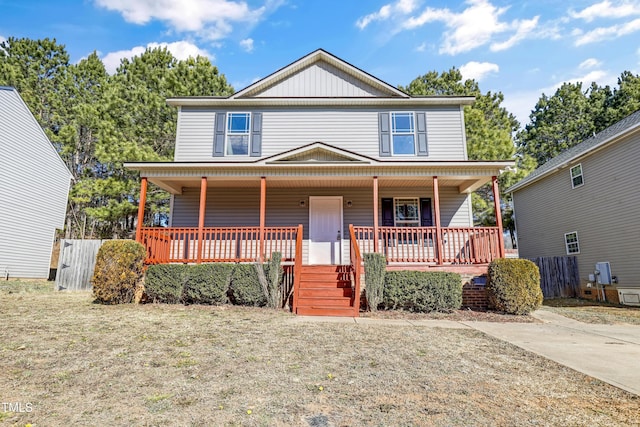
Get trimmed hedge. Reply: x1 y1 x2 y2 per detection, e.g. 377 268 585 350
183 264 233 305
144 264 188 304
487 258 542 315
92 240 146 304
383 270 462 312
363 253 386 312
228 264 268 307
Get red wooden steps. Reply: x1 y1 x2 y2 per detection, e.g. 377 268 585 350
296 265 355 317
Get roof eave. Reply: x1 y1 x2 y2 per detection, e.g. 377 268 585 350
166 96 476 107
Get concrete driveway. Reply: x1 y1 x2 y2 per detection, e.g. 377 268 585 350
293 308 640 395
463 308 640 396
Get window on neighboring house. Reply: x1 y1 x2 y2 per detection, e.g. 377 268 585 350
570 164 583 188
226 112 251 155
564 231 580 254
391 112 415 155
394 198 420 227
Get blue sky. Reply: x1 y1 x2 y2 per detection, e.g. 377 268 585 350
1 0 639 128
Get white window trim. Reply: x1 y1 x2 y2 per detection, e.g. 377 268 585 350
390 112 416 156
564 231 580 255
570 163 584 188
225 112 251 156
393 197 420 227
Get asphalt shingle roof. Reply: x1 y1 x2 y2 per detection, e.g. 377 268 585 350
508 109 640 193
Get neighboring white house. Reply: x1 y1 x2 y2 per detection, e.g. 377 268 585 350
0 86 72 279
508 109 640 305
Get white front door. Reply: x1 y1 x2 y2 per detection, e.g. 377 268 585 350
309 196 343 264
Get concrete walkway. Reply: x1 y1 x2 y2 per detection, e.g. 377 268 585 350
290 309 640 396
463 308 640 396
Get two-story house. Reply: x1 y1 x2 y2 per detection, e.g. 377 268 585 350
125 49 514 315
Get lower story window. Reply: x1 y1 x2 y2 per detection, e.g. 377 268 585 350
394 198 419 227
564 231 580 254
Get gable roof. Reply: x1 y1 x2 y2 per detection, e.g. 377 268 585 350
232 49 408 99
166 49 475 107
507 109 640 193
261 142 374 164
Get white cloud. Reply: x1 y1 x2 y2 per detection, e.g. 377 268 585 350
94 0 270 41
239 38 254 52
459 61 499 81
400 0 540 55
490 16 538 51
579 58 602 69
356 0 417 29
101 40 212 74
575 17 640 45
569 0 640 22
415 42 427 52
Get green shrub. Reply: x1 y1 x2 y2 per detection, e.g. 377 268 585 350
92 240 146 304
183 264 233 305
487 258 543 315
229 264 268 306
383 271 462 312
145 264 188 304
363 253 386 312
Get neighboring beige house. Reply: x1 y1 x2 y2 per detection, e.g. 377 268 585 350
508 109 640 306
0 87 72 279
125 49 514 315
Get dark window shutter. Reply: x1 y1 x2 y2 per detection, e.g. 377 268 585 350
250 112 262 157
379 112 391 157
381 198 394 226
416 112 428 156
213 112 226 157
420 198 433 226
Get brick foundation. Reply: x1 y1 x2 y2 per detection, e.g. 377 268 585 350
579 287 620 304
461 273 488 310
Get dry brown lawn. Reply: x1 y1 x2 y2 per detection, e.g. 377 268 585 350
1 281 638 426
544 298 640 325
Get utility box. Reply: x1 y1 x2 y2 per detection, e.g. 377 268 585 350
595 262 612 285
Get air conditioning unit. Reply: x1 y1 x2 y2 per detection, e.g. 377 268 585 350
617 288 640 307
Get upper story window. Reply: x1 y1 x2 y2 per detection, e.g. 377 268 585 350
391 112 415 155
570 164 583 188
564 231 580 254
226 113 251 155
394 198 420 227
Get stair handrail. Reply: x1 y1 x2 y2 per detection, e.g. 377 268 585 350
292 224 303 313
349 224 362 317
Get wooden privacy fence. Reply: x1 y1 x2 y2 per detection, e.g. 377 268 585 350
55 239 105 291
528 256 580 298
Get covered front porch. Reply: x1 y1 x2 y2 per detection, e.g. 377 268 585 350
126 155 513 316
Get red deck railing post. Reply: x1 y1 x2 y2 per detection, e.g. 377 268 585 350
292 224 303 314
135 177 148 243
492 176 505 259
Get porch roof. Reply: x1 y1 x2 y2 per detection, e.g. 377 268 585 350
124 159 514 195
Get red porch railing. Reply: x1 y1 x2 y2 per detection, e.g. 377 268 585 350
139 226 300 264
348 224 362 316
351 226 501 264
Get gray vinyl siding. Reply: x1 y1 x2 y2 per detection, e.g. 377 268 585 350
513 129 640 288
0 88 72 278
171 185 471 263
255 62 388 97
174 107 466 161
174 107 217 161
